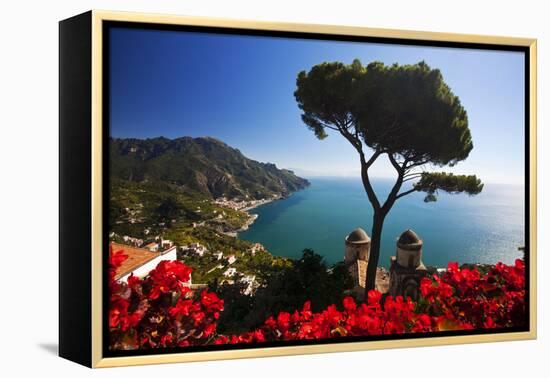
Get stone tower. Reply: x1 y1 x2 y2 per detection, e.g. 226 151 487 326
389 229 428 300
344 228 371 300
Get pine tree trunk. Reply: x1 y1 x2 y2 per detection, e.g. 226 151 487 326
365 210 385 291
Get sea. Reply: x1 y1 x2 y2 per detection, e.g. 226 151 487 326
238 177 525 268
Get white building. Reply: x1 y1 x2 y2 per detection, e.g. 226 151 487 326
112 242 178 283
145 242 159 252
122 235 143 247
161 239 173 249
250 243 264 256
240 275 258 295
181 242 208 257
223 267 237 277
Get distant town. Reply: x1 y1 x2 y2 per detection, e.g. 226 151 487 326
110 194 280 297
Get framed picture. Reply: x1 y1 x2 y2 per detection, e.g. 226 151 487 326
59 10 537 368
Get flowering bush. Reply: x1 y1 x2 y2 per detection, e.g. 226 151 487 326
109 246 525 350
213 291 428 344
109 247 224 350
214 260 525 344
418 260 526 330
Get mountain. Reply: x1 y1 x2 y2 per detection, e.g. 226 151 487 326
110 136 310 199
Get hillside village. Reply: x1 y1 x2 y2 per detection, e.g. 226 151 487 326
108 136 312 298
111 238 265 296
214 195 281 212
109 194 287 297
109 183 394 302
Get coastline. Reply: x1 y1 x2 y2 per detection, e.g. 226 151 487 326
241 196 281 212
226 193 291 237
224 213 259 237
221 197 279 237
223 185 311 238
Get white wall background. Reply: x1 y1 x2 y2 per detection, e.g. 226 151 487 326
0 0 547 376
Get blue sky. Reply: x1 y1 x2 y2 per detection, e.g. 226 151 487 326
110 27 525 185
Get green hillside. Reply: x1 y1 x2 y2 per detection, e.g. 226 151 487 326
110 136 310 200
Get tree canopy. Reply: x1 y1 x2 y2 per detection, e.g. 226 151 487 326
214 249 353 333
295 59 483 290
295 59 473 167
414 172 484 202
294 59 482 205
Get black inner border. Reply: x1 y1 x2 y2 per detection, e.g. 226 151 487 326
102 20 531 359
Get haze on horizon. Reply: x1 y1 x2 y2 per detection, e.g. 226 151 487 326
109 27 526 186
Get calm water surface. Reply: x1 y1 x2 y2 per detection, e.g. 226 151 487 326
239 178 525 267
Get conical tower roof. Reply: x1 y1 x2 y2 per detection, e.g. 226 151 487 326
346 228 371 244
397 229 423 250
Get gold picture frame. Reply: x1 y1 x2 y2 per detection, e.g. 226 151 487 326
59 9 537 368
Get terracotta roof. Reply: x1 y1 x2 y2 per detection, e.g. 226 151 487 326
111 242 160 280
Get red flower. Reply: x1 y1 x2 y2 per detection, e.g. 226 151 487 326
214 335 229 345
169 299 194 318
277 312 291 332
109 247 128 286
145 261 193 300
301 301 313 320
367 290 382 306
204 323 216 337
264 316 276 329
324 305 343 326
109 247 128 269
343 296 357 311
447 262 459 273
201 290 224 313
